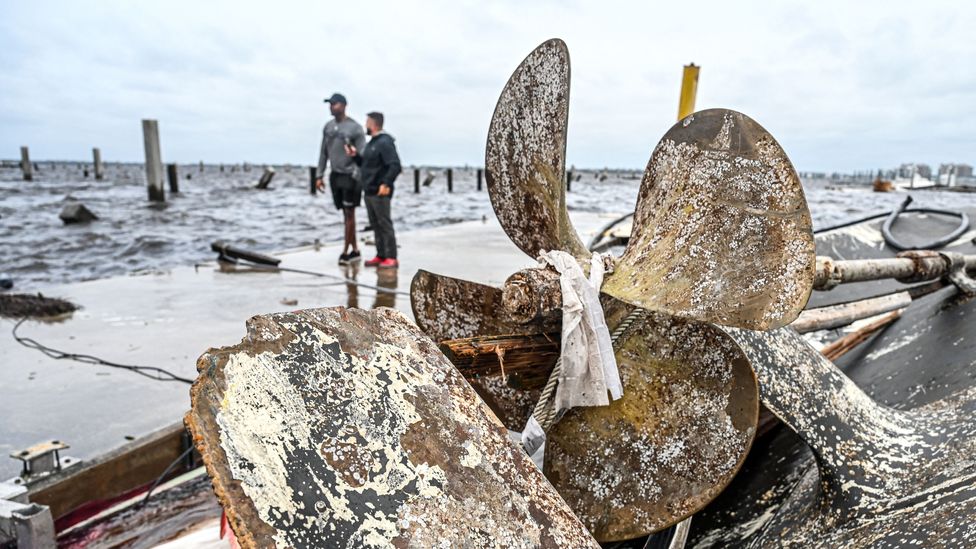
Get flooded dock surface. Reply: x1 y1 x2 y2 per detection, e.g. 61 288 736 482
0 211 618 480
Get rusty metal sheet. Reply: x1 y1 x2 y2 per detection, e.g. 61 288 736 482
485 37 589 262
545 308 758 542
601 109 816 331
719 326 976 547
186 307 599 548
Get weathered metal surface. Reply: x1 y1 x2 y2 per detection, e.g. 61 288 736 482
545 309 758 542
410 269 524 342
601 109 815 331
484 38 589 262
714 326 976 547
187 307 599 548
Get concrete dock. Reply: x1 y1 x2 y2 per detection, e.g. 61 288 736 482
0 211 622 479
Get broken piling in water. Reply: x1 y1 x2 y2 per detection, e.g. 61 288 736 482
141 119 165 202
20 146 32 181
166 163 179 193
93 148 104 180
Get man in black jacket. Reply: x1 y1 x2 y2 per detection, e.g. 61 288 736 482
345 112 402 268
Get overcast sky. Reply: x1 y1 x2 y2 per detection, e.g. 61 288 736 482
2 1 975 171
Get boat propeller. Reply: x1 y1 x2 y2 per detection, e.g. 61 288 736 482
410 38 815 541
184 38 976 548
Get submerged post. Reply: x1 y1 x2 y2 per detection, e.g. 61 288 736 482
93 148 104 180
20 146 32 181
414 168 420 193
309 166 317 195
447 168 453 193
142 119 165 202
477 168 483 191
677 63 700 120
566 169 572 192
166 163 180 193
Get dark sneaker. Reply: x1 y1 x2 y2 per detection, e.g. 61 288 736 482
364 256 383 267
378 258 399 269
338 253 351 265
347 250 361 262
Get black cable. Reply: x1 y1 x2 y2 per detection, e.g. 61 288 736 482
12 318 194 384
141 445 195 506
881 196 970 251
814 196 970 251
229 261 411 296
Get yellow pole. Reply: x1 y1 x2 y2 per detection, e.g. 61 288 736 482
677 63 700 120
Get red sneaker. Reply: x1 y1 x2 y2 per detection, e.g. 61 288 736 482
378 258 399 269
364 256 383 267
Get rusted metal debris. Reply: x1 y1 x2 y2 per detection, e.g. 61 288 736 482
484 38 590 263
814 251 976 293
545 307 758 542
601 109 816 331
187 307 599 548
720 326 976 547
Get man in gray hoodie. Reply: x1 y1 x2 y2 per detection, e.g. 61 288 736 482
316 93 367 264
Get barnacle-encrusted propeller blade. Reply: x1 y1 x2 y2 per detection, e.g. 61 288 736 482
186 307 599 548
545 307 758 542
410 269 530 341
601 109 816 330
485 38 589 261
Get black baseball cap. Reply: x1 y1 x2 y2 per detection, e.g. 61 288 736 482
324 93 347 104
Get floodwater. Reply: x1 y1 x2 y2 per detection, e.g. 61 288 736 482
3 163 976 290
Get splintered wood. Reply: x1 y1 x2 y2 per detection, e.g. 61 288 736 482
186 307 598 548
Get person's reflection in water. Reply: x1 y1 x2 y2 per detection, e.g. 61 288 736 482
342 262 360 309
373 268 398 309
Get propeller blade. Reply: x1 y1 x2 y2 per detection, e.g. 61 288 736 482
544 306 758 542
410 269 521 341
411 269 554 430
602 109 816 330
485 38 589 261
187 307 599 548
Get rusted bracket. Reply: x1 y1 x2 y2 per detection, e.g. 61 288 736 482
940 251 976 296
7 440 79 487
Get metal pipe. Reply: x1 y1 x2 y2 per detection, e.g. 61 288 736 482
813 253 976 291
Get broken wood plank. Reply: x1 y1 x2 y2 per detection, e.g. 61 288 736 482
186 307 598 548
439 332 560 387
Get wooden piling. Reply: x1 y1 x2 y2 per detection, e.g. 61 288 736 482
20 146 32 181
142 119 165 202
447 168 453 193
414 168 420 193
309 166 317 195
477 168 483 191
167 163 180 193
93 148 104 180
566 170 572 192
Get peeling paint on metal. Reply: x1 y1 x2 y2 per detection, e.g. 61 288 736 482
719 326 976 547
187 307 600 548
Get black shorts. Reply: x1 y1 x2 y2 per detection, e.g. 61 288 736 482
329 172 361 210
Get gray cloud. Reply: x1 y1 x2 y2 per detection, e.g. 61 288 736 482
2 0 974 171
